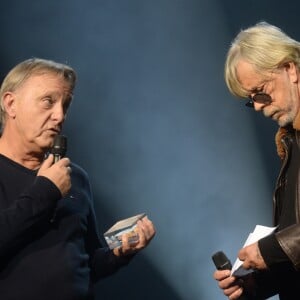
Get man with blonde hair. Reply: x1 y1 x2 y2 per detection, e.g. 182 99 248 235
214 22 300 299
0 58 155 299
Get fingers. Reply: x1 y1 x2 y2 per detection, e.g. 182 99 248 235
114 216 156 257
213 269 231 281
213 271 244 300
226 286 244 300
55 157 70 167
66 166 72 174
136 216 156 243
112 233 136 257
238 243 267 270
39 154 55 172
37 155 71 197
39 154 70 170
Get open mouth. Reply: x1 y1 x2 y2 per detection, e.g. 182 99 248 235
48 127 60 133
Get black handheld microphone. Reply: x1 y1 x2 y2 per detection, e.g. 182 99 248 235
212 251 232 270
49 134 68 224
50 135 67 162
212 251 248 300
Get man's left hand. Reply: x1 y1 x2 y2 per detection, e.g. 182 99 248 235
113 216 156 257
238 242 267 270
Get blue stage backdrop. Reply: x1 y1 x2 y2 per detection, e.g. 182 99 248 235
1 1 299 299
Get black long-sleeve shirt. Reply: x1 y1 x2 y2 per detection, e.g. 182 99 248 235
0 154 130 300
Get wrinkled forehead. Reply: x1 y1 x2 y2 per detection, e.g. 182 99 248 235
10 73 74 106
236 60 259 89
21 72 74 93
235 59 270 93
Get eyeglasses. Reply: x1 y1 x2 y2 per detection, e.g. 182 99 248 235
245 92 272 108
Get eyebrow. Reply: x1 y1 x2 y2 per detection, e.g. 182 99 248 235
246 82 265 94
251 86 264 93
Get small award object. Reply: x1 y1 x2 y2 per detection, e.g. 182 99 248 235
104 213 146 249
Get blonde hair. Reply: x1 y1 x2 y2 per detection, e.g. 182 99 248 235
0 58 76 125
225 22 300 98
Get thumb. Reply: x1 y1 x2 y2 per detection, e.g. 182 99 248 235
38 154 54 173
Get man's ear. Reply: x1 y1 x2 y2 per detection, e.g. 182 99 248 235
284 61 298 83
2 92 16 118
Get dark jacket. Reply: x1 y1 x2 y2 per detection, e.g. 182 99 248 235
274 127 300 269
251 125 300 299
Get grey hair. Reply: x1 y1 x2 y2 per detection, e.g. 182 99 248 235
224 22 300 98
0 58 76 126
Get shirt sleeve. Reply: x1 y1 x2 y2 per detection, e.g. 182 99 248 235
258 233 290 267
85 204 134 282
0 176 61 258
74 165 134 282
90 246 134 281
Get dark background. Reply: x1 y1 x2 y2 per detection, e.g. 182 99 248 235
1 1 298 299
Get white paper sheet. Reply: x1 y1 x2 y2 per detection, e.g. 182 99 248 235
231 225 277 277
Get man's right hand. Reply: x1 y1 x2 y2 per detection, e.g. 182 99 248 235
213 269 244 300
37 154 71 197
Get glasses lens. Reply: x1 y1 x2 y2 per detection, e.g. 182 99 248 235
252 93 272 104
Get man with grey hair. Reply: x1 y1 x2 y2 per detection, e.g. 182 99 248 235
214 22 300 299
0 58 155 299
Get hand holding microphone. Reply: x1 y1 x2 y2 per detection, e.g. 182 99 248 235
38 135 71 197
212 251 248 300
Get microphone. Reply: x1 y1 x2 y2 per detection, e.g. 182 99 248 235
49 134 68 224
212 251 232 270
212 251 248 300
50 135 67 162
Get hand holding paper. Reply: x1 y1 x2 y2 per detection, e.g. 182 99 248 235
231 225 276 277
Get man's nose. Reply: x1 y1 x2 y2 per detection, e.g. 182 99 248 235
253 101 265 111
52 104 65 123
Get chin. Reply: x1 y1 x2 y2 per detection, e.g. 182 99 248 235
277 120 288 127
277 115 293 127
38 136 55 149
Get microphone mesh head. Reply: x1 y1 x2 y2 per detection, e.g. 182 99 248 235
50 135 67 157
212 251 232 270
